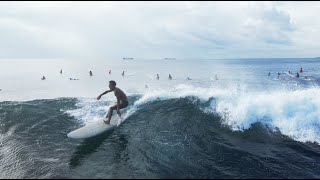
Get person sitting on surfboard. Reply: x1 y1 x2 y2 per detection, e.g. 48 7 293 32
97 80 128 124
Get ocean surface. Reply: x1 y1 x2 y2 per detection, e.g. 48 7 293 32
0 58 320 178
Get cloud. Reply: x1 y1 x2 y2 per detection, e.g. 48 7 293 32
0 1 319 59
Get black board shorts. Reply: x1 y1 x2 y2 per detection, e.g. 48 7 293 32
119 101 128 109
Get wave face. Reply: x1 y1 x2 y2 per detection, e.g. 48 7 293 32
1 92 320 178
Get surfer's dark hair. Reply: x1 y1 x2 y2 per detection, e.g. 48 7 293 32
109 80 116 86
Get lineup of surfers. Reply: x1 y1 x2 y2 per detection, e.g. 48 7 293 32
268 68 308 79
41 69 205 81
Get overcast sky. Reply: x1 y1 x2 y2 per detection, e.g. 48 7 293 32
0 1 319 60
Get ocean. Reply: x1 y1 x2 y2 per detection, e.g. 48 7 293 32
0 58 320 178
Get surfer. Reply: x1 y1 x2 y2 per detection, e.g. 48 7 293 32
157 74 159 80
122 71 125 77
109 70 111 75
300 68 303 73
89 71 93 76
268 72 271 76
296 72 299 78
97 80 128 124
41 76 46 80
60 69 62 74
168 74 172 80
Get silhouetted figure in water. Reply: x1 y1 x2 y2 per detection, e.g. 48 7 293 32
41 76 46 80
122 71 125 77
89 71 93 76
168 74 172 80
186 77 192 80
109 70 111 75
60 69 63 74
296 73 299 78
156 74 159 80
300 68 304 73
268 72 271 76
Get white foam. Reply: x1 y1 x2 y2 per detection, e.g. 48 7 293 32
214 88 320 144
132 84 320 144
64 97 112 124
64 97 137 126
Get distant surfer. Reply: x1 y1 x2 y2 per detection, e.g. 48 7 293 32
296 72 299 78
41 76 46 80
122 71 125 77
168 74 172 80
186 77 192 80
109 70 111 75
268 72 271 76
156 74 159 80
89 71 93 76
300 68 303 73
97 80 128 124
60 69 63 74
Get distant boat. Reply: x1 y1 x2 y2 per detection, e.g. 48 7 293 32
123 58 134 60
164 58 176 60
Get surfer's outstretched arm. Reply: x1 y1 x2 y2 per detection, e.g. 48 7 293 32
97 90 112 100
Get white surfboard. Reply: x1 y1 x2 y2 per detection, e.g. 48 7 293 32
285 72 295 78
67 114 124 139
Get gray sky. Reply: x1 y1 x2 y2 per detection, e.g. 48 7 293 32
0 1 319 60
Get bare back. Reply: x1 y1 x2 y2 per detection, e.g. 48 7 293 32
114 88 128 102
